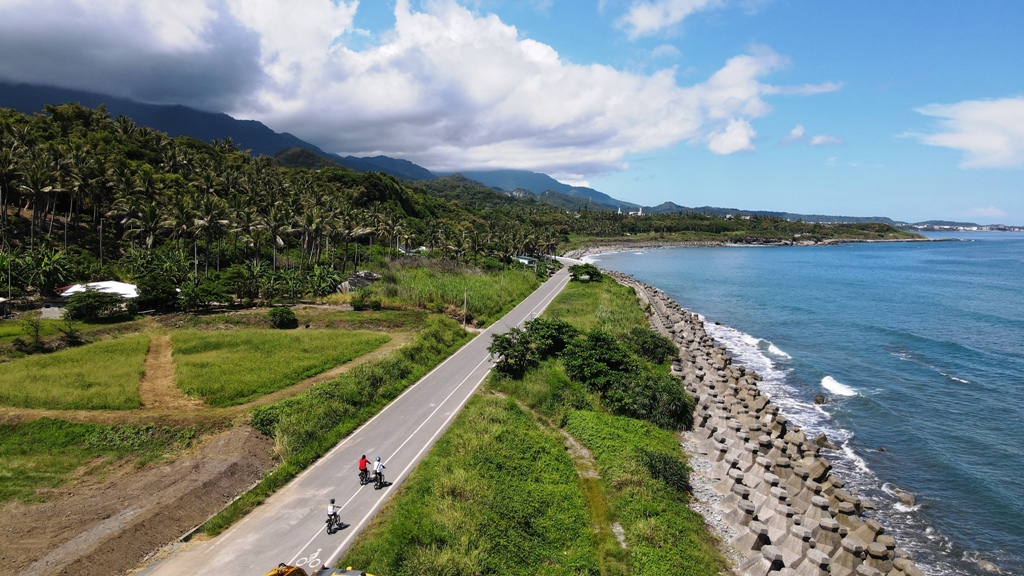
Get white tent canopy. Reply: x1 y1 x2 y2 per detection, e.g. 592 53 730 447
60 281 138 299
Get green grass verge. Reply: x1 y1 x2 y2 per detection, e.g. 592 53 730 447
0 417 195 503
543 280 649 337
171 329 391 407
0 334 150 409
360 266 541 326
341 393 600 576
564 411 727 575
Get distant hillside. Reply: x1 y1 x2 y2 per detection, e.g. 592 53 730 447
409 174 520 209
273 147 344 170
0 82 437 181
337 155 435 181
538 190 615 212
0 82 329 157
448 169 640 211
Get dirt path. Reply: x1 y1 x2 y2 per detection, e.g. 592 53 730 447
139 335 204 411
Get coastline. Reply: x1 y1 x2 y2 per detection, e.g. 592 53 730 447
560 236 950 261
608 269 927 576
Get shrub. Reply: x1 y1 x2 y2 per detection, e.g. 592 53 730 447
568 263 602 282
603 371 695 430
488 327 536 378
268 306 298 329
638 448 692 495
63 288 129 321
523 317 579 358
623 326 678 364
561 329 637 393
351 291 382 311
135 273 179 312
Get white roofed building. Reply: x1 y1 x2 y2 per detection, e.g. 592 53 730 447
59 281 138 299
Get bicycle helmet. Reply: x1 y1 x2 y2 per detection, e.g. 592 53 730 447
376 456 381 461
330 498 335 504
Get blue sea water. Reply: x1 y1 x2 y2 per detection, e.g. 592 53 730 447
588 232 1024 575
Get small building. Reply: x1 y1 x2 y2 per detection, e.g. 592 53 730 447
59 281 139 299
514 255 539 267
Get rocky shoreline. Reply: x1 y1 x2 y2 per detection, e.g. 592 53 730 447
610 269 926 576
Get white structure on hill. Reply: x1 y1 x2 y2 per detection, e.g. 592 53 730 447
59 281 138 299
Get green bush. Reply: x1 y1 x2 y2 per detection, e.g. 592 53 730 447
568 263 602 282
623 326 678 365
523 317 578 358
63 288 130 321
603 371 695 430
487 327 535 378
638 448 692 495
268 306 298 329
351 291 382 311
562 329 638 394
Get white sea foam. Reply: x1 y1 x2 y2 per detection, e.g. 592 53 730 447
943 373 970 384
696 318 971 571
822 375 857 397
703 320 842 440
767 344 791 358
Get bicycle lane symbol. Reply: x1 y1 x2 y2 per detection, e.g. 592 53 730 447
297 548 323 570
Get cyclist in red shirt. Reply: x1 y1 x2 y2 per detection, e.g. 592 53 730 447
358 454 370 484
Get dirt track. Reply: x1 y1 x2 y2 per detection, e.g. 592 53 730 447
0 330 414 576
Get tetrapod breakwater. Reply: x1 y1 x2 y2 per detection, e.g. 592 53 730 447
609 270 926 576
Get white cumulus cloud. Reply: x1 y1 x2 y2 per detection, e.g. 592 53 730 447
707 118 756 154
0 0 838 176
809 134 844 146
913 97 1024 168
618 0 723 39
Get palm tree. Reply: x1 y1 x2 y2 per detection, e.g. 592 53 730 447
0 140 22 244
193 195 230 275
266 204 294 271
18 148 58 250
124 202 166 250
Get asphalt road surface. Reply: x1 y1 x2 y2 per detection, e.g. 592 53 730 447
139 265 573 576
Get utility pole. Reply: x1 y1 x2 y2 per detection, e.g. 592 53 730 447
463 288 468 329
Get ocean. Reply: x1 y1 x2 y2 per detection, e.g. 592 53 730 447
587 232 1024 575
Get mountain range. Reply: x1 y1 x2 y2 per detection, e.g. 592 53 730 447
0 81 969 227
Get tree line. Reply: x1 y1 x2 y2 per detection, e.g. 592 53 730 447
0 103 565 308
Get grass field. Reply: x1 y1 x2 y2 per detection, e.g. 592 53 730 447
0 334 150 409
543 278 649 336
342 393 599 576
360 266 541 326
565 410 727 575
0 417 194 503
171 329 391 407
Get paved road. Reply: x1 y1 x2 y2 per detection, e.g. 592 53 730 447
140 266 572 576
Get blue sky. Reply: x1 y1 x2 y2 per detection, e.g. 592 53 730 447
1 1 1022 223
